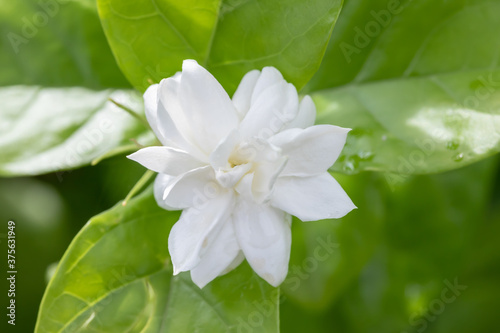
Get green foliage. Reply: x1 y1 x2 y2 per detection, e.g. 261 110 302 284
0 86 151 176
281 157 499 333
35 187 278 333
306 0 500 174
0 0 145 176
0 0 129 88
97 0 342 93
0 0 498 332
282 171 387 309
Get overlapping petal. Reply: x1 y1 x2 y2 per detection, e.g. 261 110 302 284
216 163 252 189
143 84 164 143
233 199 291 287
209 130 239 170
146 77 207 161
251 67 285 103
190 219 241 288
284 95 316 130
176 60 239 154
127 146 204 176
271 173 356 221
269 124 350 177
168 192 234 274
153 174 177 211
232 70 261 118
238 79 299 139
162 166 219 210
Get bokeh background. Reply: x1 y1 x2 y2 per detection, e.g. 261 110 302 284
1 0 500 332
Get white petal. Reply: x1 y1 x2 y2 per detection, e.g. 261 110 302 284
154 173 177 210
163 166 219 209
158 72 189 140
234 173 255 200
269 125 350 177
271 173 356 221
231 140 286 202
239 81 299 140
233 200 291 287
127 146 204 176
143 84 166 144
177 60 239 154
168 191 234 274
216 163 252 189
190 219 241 288
209 130 239 170
232 70 261 118
220 251 245 276
251 67 285 103
252 156 287 203
284 95 316 129
157 74 208 161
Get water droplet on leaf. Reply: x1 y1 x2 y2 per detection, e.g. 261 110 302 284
446 141 460 150
453 153 464 161
358 151 374 161
343 161 355 173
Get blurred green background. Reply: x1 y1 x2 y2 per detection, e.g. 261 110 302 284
0 157 146 332
1 0 500 332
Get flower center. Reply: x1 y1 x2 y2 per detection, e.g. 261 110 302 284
228 157 246 168
228 144 253 167
215 162 253 189
215 144 255 189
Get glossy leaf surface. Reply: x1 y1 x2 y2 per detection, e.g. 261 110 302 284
35 187 279 333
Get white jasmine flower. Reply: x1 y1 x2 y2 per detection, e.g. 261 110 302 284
128 60 355 288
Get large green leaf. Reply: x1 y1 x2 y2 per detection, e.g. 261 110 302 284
0 86 152 176
35 186 279 333
97 0 343 93
0 0 141 177
314 69 500 175
0 0 129 89
305 0 500 174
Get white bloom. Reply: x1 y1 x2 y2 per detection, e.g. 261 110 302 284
128 60 355 288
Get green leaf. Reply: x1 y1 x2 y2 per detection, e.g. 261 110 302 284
305 0 500 174
35 186 279 333
281 171 387 309
424 196 500 333
97 0 343 93
281 157 499 333
0 0 129 88
314 69 500 175
0 86 153 176
332 159 497 333
0 0 140 176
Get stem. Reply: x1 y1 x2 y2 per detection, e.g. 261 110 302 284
108 97 149 129
122 170 155 206
91 144 139 166
129 138 146 148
